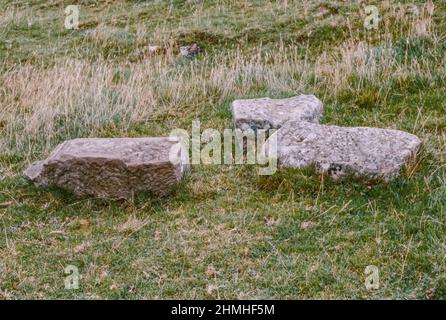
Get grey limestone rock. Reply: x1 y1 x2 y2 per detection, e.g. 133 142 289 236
264 121 421 181
232 94 323 131
24 137 189 198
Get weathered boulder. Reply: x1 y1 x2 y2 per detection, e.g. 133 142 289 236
264 121 421 181
179 43 202 58
24 137 189 198
232 94 323 131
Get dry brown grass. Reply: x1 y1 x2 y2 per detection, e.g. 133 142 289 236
0 5 442 158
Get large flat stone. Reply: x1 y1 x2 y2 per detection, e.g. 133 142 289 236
264 121 421 181
24 137 189 198
232 94 323 131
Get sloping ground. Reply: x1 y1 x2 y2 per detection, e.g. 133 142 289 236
0 0 445 299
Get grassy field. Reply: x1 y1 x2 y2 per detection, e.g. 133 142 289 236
0 0 445 299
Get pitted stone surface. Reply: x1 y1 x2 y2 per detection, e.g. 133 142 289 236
24 137 189 198
232 94 323 131
264 121 421 181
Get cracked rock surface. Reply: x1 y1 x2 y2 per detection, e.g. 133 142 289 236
24 137 189 198
264 121 421 181
232 94 323 131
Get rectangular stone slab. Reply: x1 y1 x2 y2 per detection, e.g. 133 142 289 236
232 94 323 131
24 137 189 198
264 121 421 181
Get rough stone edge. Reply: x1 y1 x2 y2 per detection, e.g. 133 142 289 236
24 160 46 184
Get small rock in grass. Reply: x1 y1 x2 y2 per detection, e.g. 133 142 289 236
147 45 164 54
179 43 202 58
264 121 421 181
232 94 323 131
24 137 189 199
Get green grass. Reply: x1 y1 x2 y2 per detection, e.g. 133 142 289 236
0 0 445 299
